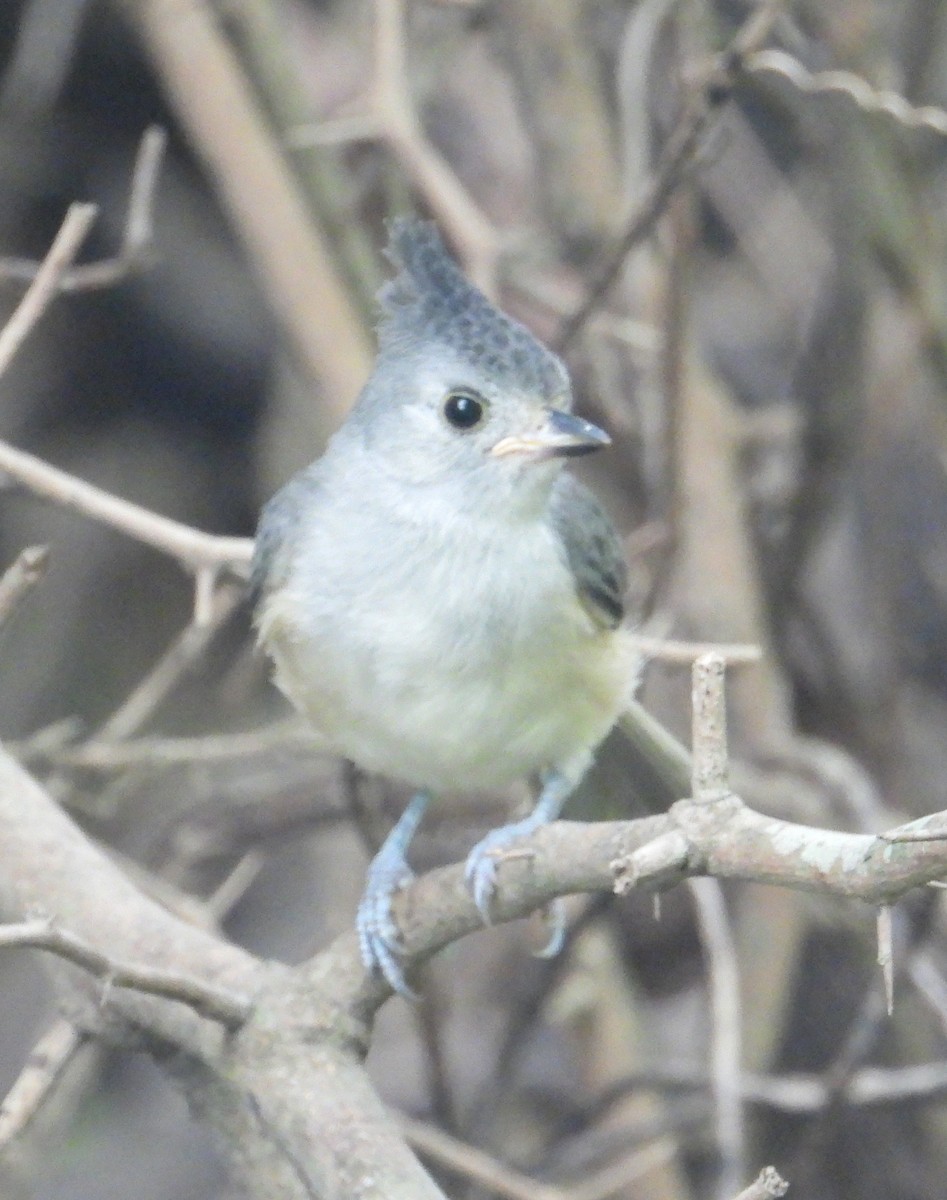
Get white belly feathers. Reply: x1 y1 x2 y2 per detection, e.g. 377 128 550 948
258 506 631 793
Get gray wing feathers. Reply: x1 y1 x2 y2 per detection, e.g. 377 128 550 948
250 469 322 610
548 474 627 630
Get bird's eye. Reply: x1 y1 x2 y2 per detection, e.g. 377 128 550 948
443 390 486 431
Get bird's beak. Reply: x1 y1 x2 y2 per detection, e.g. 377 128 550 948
489 408 610 461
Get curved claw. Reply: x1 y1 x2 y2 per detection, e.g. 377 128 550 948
356 792 430 1000
464 814 542 924
534 897 568 959
356 859 417 999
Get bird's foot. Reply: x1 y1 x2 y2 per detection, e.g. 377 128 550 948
356 851 416 999
464 809 548 924
356 791 430 999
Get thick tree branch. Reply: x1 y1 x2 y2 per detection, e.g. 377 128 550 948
298 786 947 1018
3 691 945 1197
0 745 447 1198
0 747 258 1032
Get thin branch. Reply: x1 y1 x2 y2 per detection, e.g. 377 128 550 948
0 202 98 377
0 127 166 291
732 1166 789 1200
400 1114 678 1200
0 1018 85 1150
555 0 786 350
577 1058 947 1115
0 544 49 629
286 0 499 290
632 635 762 664
374 0 498 286
18 719 310 771
93 585 243 744
567 1138 682 1200
0 437 252 574
690 877 745 1199
0 918 252 1028
121 0 373 413
692 652 729 799
746 48 947 137
879 812 947 843
909 951 947 1038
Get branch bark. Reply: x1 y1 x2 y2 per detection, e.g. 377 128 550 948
2 726 943 1197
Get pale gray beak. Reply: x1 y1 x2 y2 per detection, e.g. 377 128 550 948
490 408 610 461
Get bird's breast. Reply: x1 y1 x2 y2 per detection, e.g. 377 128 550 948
258 509 632 792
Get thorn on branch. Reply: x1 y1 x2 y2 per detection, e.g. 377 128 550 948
877 905 894 1016
879 813 947 843
612 829 690 895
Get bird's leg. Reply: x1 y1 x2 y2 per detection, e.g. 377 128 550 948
464 770 575 936
357 791 430 998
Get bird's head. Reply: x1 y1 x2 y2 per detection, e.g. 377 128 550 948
345 220 609 514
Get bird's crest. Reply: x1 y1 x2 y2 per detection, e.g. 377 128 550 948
377 218 568 402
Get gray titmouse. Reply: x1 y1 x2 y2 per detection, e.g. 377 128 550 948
252 219 635 995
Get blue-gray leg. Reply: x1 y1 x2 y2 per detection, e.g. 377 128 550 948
357 791 430 997
464 771 575 949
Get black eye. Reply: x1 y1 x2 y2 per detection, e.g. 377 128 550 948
443 390 485 430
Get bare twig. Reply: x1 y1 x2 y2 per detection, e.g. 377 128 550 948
555 0 785 349
746 48 947 137
567 1138 682 1200
690 877 745 1199
732 1166 789 1200
0 918 253 1027
288 0 499 290
19 719 310 771
94 585 243 744
879 812 947 843
0 202 97 377
909 951 947 1038
400 1113 678 1200
120 0 372 412
632 635 762 664
0 544 49 628
578 1057 947 1116
0 438 252 575
692 653 729 800
0 127 166 291
206 852 267 921
0 1018 85 1150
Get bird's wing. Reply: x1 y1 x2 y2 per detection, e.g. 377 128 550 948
250 468 323 610
548 474 627 630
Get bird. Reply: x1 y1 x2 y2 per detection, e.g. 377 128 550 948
252 218 635 995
